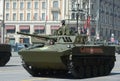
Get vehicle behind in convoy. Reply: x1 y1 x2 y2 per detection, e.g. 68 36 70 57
0 44 11 66
107 42 120 54
115 45 120 54
17 32 116 78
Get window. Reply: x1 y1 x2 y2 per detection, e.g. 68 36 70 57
71 13 76 19
21 38 30 44
71 3 76 10
20 30 30 33
9 38 15 45
6 13 9 20
42 2 46 9
53 1 58 8
34 2 38 9
13 2 16 9
51 29 55 35
13 13 16 20
34 13 38 20
20 2 24 9
19 25 30 33
24 38 30 44
53 12 58 21
27 13 30 21
6 2 9 9
20 13 23 21
91 4 94 9
42 13 45 20
6 29 15 33
35 30 45 34
27 2 31 9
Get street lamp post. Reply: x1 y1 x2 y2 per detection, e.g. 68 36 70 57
75 0 84 34
1 0 5 43
71 0 90 35
76 3 80 33
0 20 2 43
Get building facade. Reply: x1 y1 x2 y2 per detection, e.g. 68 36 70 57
0 0 3 20
70 0 120 40
98 0 120 40
1 0 120 45
4 0 69 44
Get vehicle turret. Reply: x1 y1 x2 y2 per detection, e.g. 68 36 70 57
17 32 57 44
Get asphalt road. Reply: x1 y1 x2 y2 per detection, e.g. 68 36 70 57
0 52 120 81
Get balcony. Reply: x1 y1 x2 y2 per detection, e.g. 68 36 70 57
51 7 60 13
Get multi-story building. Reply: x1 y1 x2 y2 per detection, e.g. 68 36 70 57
70 0 120 41
4 0 69 44
97 0 120 40
1 0 120 45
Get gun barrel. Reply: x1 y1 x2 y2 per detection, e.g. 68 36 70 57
17 32 56 40
17 32 39 37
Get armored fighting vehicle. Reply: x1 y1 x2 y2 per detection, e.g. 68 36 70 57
17 32 116 78
0 44 11 66
116 45 120 54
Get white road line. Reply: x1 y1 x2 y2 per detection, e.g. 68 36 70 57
22 78 48 81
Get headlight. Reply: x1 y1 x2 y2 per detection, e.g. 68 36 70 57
67 44 71 48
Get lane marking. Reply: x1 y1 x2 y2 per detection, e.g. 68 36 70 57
0 69 23 72
22 78 48 81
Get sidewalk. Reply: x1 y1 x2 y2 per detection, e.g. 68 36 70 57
11 52 19 57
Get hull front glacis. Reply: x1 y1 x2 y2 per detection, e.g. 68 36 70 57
18 44 71 70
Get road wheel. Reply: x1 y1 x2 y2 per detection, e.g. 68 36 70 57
85 66 92 78
92 66 98 77
98 65 104 76
22 64 39 77
70 65 85 78
104 64 111 76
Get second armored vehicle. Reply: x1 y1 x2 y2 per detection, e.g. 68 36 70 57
0 44 11 66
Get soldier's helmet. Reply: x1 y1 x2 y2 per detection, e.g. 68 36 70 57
61 20 65 25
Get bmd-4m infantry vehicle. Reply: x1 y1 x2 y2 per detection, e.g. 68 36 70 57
0 44 11 66
17 32 116 78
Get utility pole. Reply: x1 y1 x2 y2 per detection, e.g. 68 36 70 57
74 0 88 34
44 0 48 35
1 0 5 43
76 1 80 33
87 0 91 41
112 0 114 38
95 0 100 40
76 0 83 33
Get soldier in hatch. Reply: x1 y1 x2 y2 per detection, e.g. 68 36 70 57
54 20 72 35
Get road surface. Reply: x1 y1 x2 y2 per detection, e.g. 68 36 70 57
0 52 119 81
